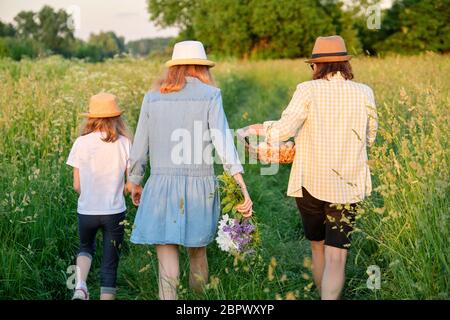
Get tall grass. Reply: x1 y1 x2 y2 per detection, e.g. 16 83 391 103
0 54 448 299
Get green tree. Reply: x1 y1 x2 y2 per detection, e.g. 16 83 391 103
37 6 75 56
193 0 254 58
13 6 75 56
126 37 172 56
0 20 16 37
74 39 104 62
376 0 450 53
249 0 349 58
88 31 125 59
14 11 38 38
0 37 42 60
352 0 450 54
147 0 361 59
148 0 197 38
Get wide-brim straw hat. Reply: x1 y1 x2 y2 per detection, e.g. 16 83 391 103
305 35 352 63
166 40 215 68
80 92 123 118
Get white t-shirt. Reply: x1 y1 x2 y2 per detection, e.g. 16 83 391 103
66 132 131 215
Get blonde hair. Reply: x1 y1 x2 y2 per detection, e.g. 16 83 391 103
80 116 132 142
157 65 215 93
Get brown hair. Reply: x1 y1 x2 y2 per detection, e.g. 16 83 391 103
158 65 215 93
80 116 132 142
312 61 354 80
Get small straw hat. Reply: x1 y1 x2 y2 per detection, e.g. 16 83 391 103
166 41 215 68
305 35 352 63
80 93 123 118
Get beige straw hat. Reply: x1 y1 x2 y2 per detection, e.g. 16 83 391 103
166 41 215 68
305 35 352 63
80 93 122 118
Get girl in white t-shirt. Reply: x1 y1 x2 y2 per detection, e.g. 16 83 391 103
66 93 131 300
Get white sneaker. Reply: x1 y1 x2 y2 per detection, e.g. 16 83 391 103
72 288 89 300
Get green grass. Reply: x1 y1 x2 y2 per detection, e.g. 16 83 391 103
0 54 448 299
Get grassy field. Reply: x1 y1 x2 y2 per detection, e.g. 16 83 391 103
0 54 448 300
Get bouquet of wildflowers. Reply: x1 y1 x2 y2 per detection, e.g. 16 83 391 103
215 173 260 257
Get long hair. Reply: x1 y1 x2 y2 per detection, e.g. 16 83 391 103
80 116 132 142
157 65 215 93
312 61 354 80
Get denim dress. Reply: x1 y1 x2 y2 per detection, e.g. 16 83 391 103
129 77 243 247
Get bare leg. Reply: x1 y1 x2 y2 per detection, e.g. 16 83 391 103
187 247 208 293
76 255 91 285
156 245 180 300
321 245 347 300
310 240 325 294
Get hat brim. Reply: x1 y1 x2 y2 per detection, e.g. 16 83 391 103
166 58 215 68
80 111 122 118
305 55 352 63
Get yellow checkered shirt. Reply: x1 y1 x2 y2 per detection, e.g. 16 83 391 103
264 72 378 204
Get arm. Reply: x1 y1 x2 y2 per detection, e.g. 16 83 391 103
128 95 150 205
208 90 244 176
73 168 80 194
124 168 131 195
66 139 81 194
366 89 378 147
208 91 252 216
263 84 310 143
129 95 150 185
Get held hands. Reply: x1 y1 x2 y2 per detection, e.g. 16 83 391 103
130 183 143 206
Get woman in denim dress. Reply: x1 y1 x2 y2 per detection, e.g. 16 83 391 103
128 41 253 300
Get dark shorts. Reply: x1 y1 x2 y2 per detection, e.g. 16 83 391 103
295 188 357 249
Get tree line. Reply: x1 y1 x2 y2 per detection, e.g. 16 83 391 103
148 0 450 58
1 1 448 62
0 5 172 61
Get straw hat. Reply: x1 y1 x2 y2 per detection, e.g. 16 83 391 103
80 93 122 118
305 35 352 63
166 41 215 68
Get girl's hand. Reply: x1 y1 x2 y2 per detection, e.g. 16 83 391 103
124 182 132 195
130 183 143 206
235 187 253 218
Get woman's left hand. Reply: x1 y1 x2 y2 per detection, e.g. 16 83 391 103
236 188 253 218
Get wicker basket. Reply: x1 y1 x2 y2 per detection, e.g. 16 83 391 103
237 127 295 164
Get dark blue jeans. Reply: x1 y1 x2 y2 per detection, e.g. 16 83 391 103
77 212 125 295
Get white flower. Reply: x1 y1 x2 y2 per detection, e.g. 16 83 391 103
219 214 230 228
216 215 238 253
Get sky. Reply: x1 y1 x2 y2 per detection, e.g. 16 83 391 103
0 0 179 41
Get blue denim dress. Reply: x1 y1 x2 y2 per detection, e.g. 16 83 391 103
129 77 243 247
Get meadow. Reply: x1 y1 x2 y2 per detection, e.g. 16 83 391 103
0 54 448 300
